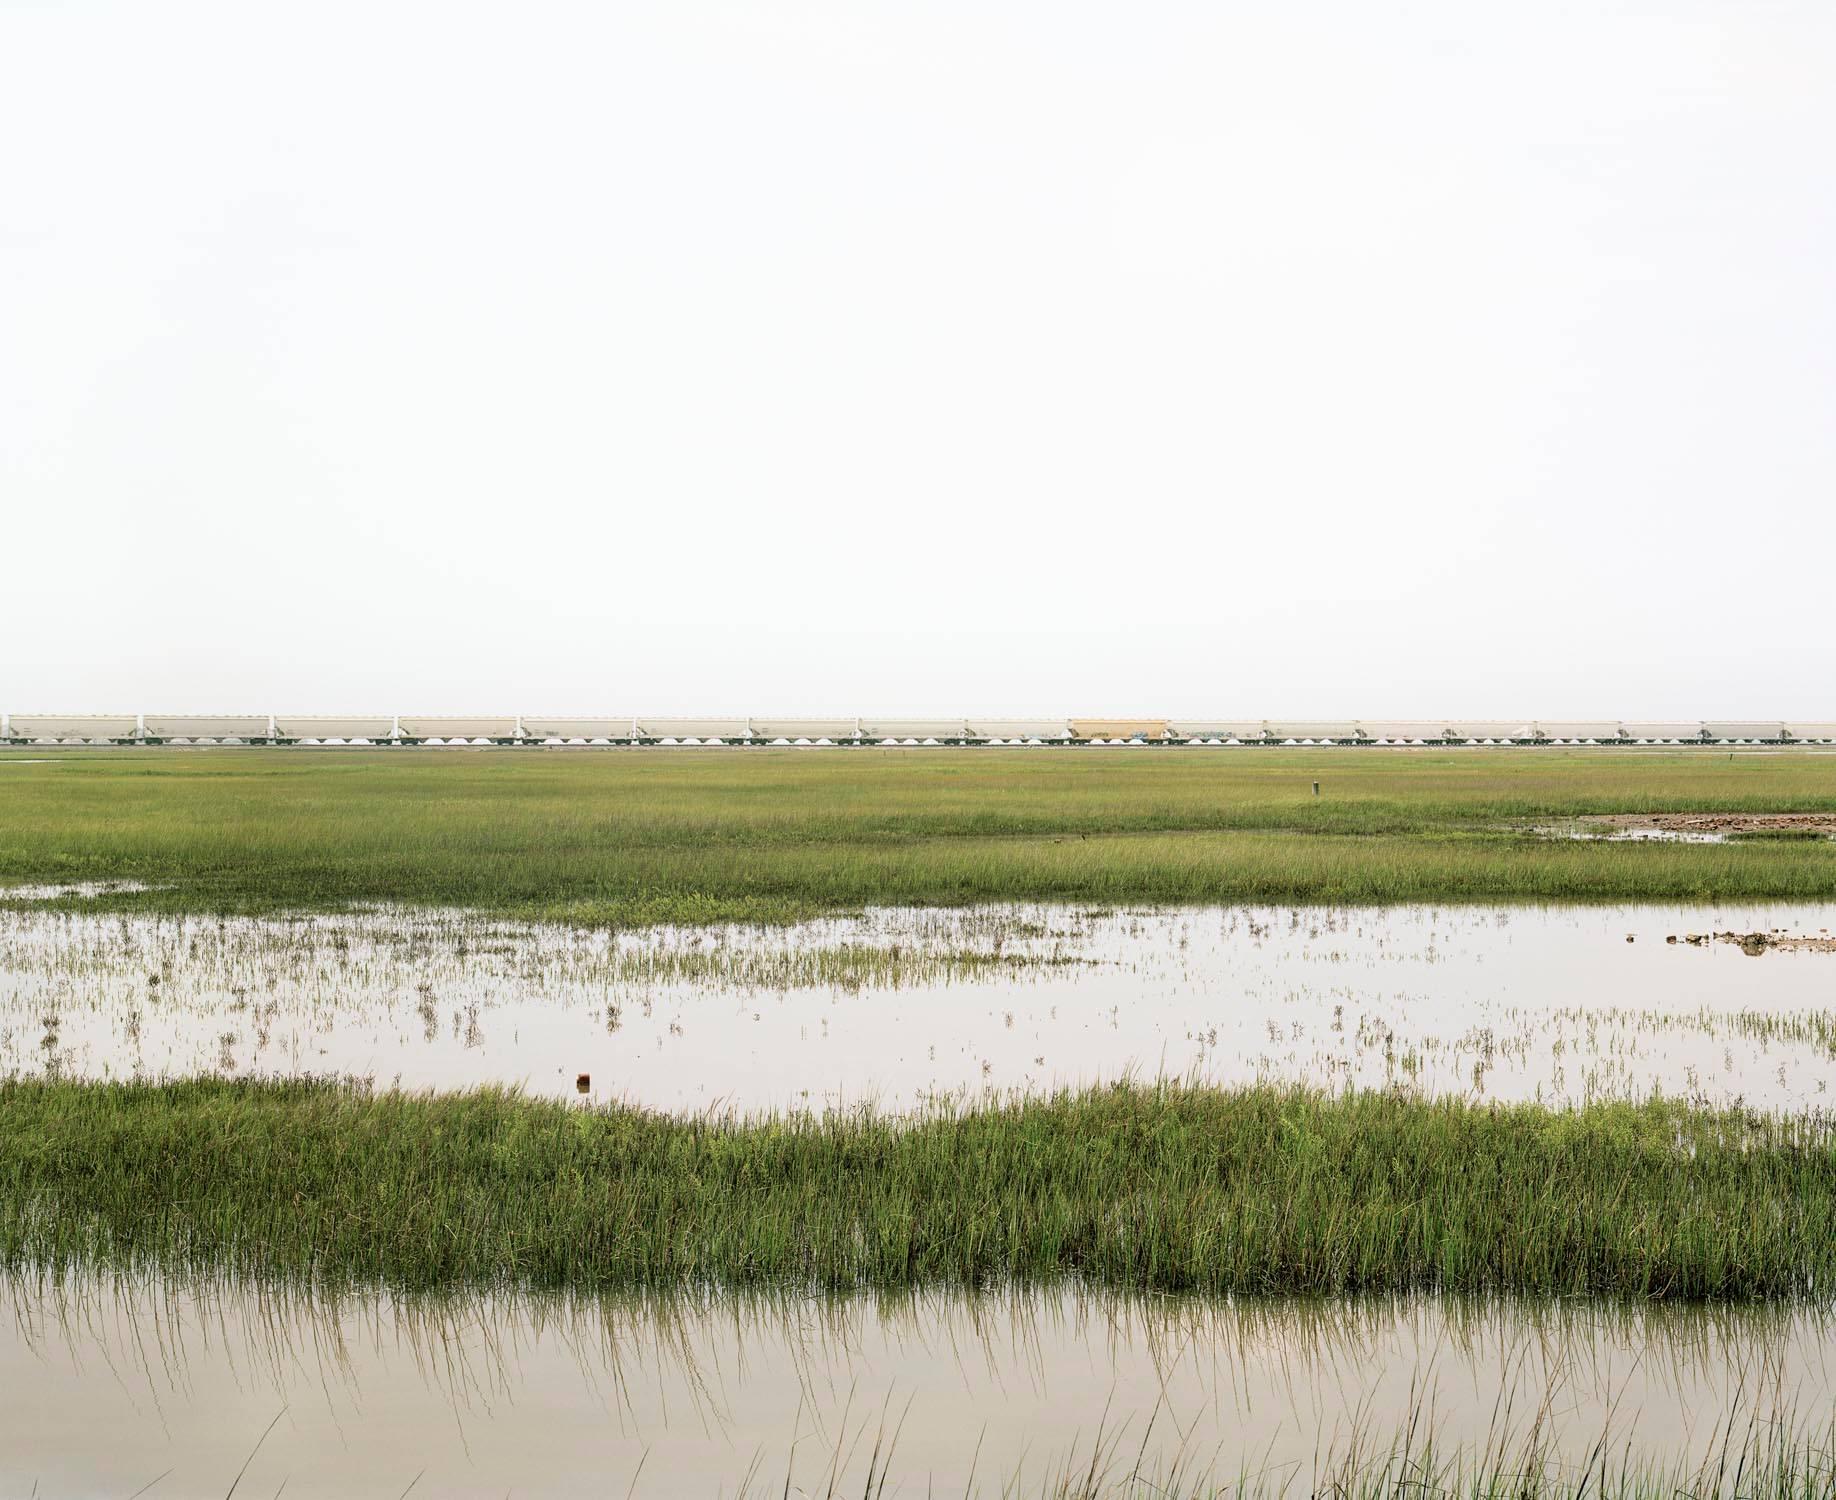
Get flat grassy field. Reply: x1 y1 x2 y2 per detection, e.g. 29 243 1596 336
2 747 1835 919
4 1078 1832 1299
6 750 1836 1308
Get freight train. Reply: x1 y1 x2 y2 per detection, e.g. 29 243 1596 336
3 715 1832 746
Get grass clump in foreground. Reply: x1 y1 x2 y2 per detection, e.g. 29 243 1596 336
2 747 1836 920
4 1078 1833 1299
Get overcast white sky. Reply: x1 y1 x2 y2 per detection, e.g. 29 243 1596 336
4 1 1832 717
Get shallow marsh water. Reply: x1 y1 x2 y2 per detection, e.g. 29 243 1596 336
8 899 1836 1493
3 901 1834 1111
3 1274 1834 1498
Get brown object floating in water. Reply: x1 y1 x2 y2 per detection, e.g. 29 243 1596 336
576 1073 590 1093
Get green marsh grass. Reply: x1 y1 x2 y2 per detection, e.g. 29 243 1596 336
2 747 1835 920
4 1078 1834 1298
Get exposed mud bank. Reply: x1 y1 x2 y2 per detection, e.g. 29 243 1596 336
1597 813 1836 835
1670 929 1836 953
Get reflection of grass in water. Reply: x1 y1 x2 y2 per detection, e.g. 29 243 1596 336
3 749 1836 922
5 1078 1836 1299
19 1273 1818 1417
11 1273 1836 1499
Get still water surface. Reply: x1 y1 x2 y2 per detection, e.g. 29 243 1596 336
3 901 1833 1111
3 1276 1833 1497
7 899 1836 1494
